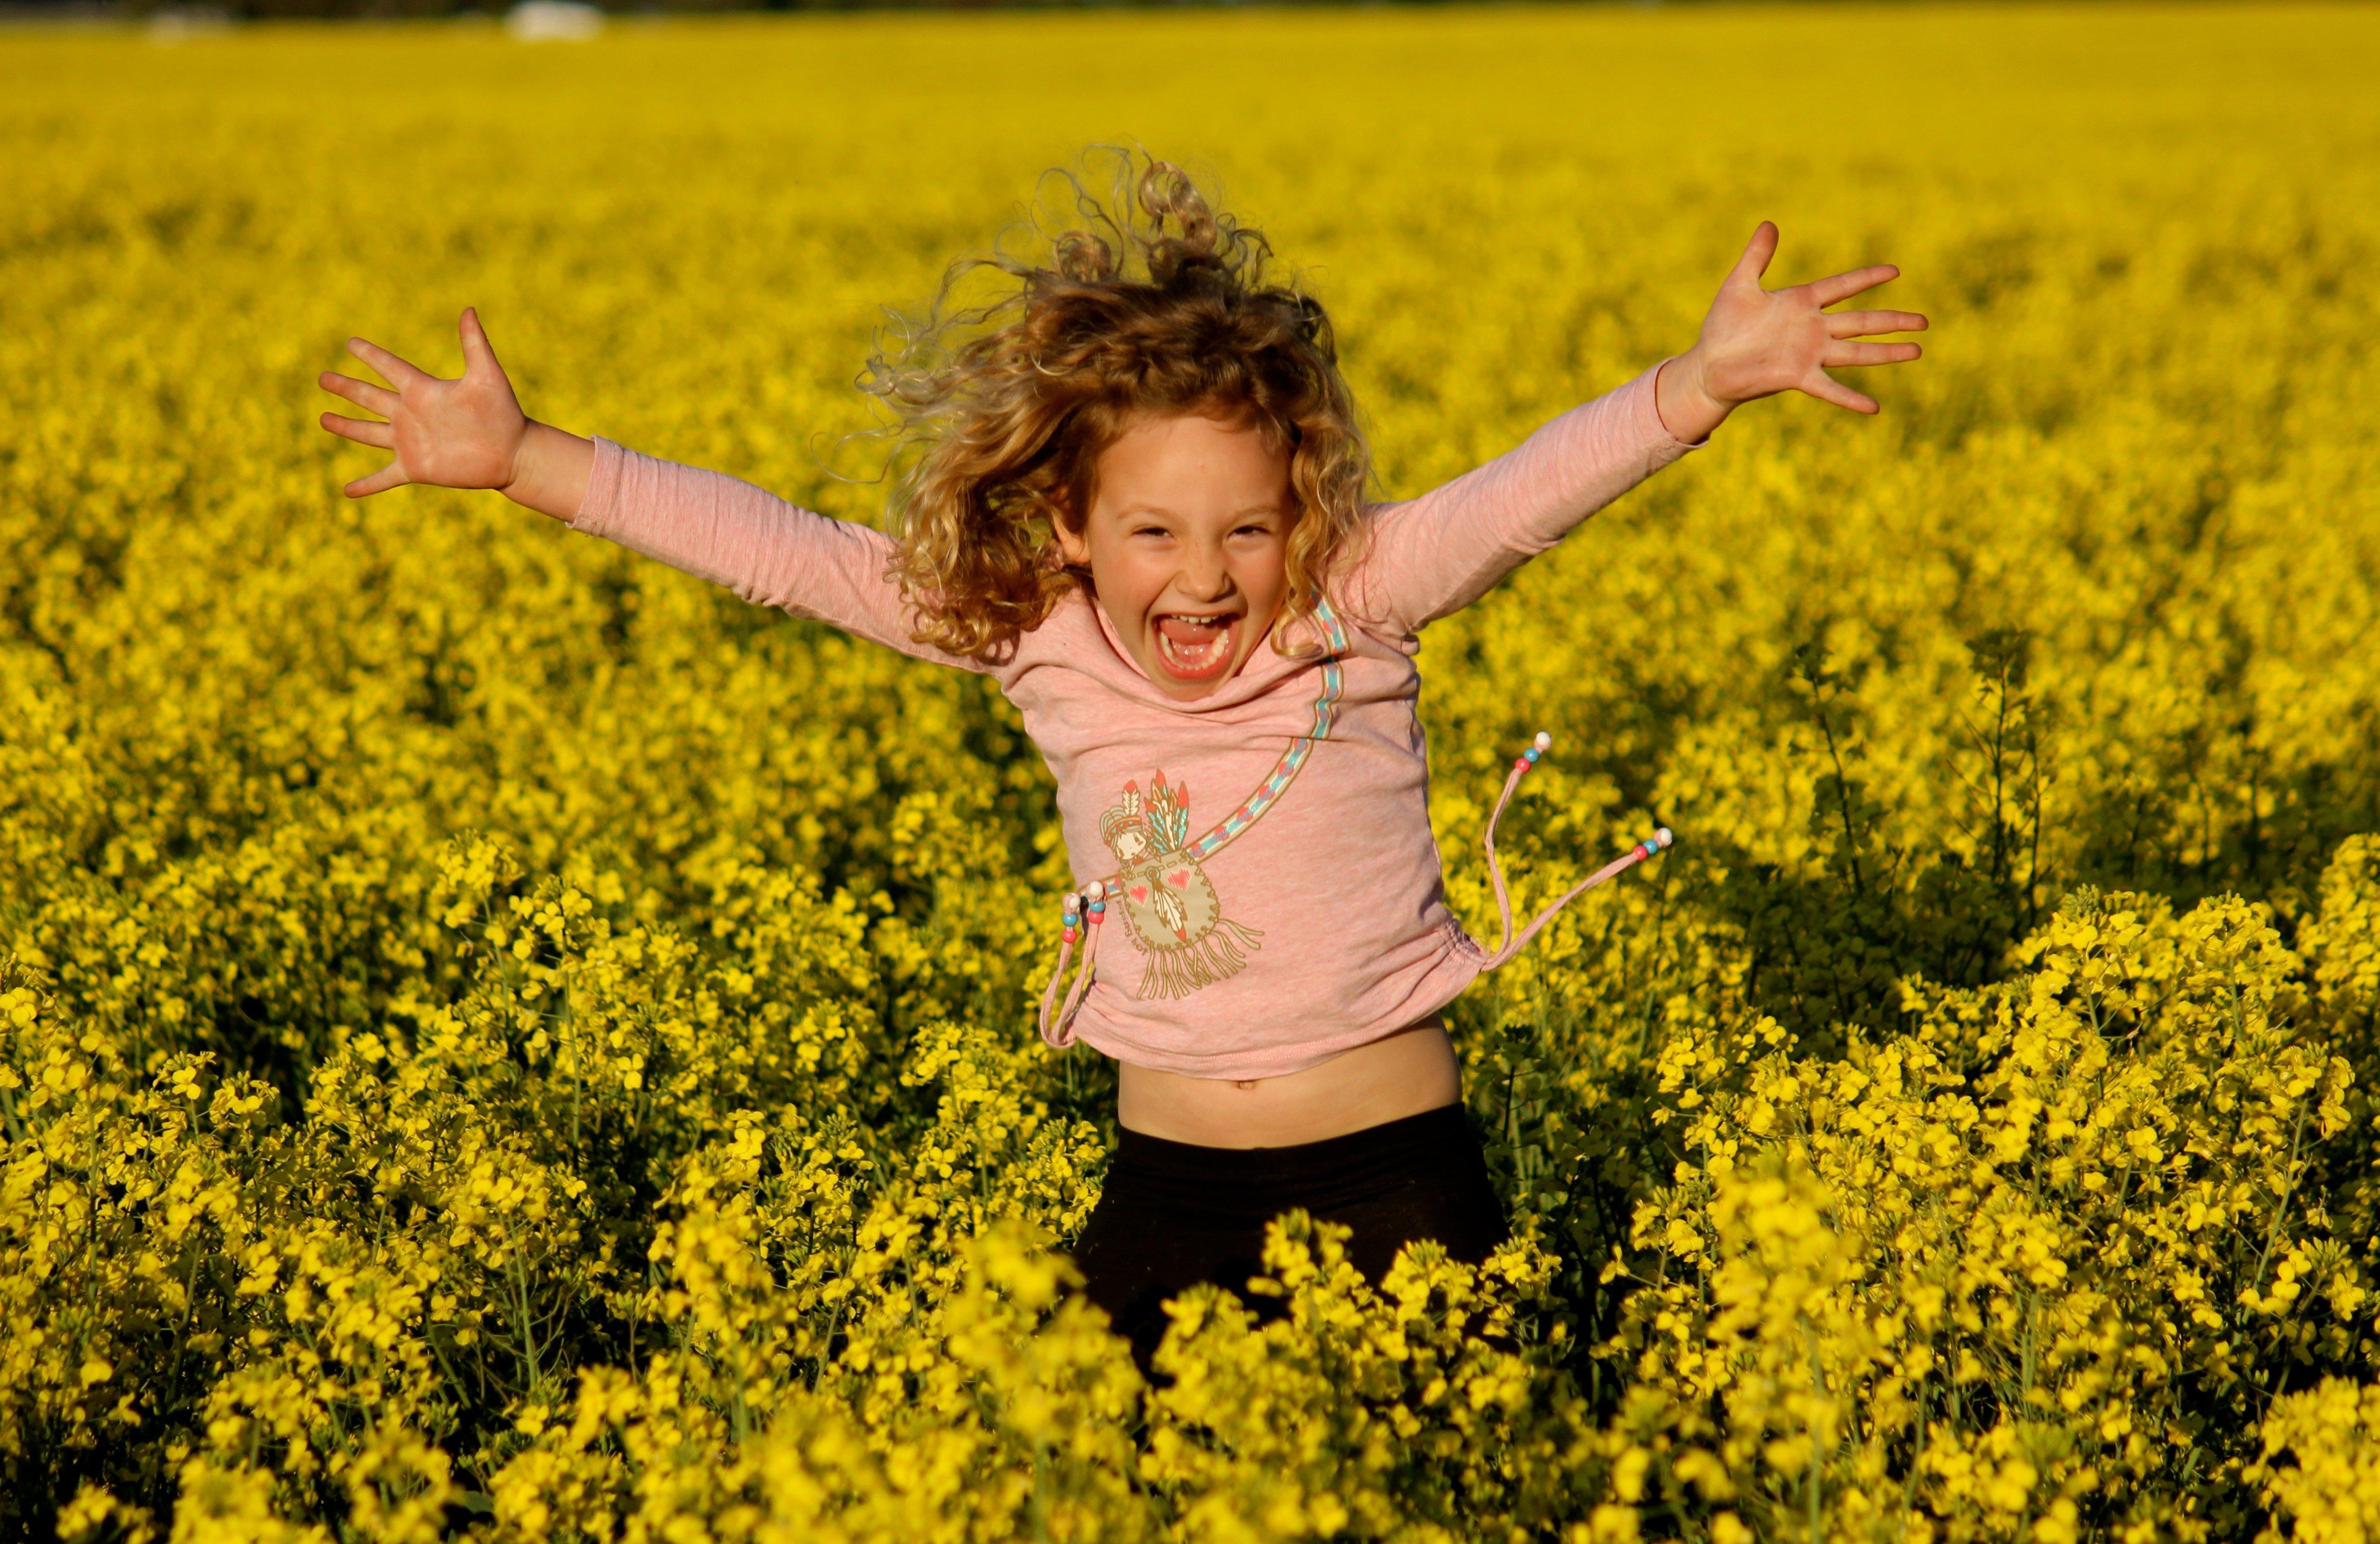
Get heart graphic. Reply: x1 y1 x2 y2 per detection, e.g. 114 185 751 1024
1130 885 1150 902
1167 870 1191 889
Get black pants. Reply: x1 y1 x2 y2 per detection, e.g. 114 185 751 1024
1072 1104 1509 1371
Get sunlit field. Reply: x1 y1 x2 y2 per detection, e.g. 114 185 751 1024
5 3 2380 1538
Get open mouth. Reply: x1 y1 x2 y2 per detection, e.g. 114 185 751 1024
1153 613 1239 681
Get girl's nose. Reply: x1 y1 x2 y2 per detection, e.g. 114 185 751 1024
1180 547 1234 600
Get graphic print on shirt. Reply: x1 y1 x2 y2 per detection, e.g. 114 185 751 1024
1097 773 1262 999
1089 600 1352 1001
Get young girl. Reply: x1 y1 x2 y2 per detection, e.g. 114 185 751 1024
317 158 1925 1368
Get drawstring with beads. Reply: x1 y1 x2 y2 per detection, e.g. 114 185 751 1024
1476 730 1672 970
1038 881 1107 1048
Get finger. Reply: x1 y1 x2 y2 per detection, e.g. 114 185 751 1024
1801 369 1880 414
1821 341 1923 369
318 370 398 415
320 410 396 449
344 463 410 498
1727 221 1780 286
1808 264 1901 308
347 336 433 389
458 306 501 378
1824 310 1929 339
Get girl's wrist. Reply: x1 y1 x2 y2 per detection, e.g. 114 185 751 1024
502 419 596 523
1654 351 1729 446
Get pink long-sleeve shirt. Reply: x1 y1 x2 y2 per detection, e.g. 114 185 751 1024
569 361 1699 1078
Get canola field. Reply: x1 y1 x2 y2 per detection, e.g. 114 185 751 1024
5 3 2380 1539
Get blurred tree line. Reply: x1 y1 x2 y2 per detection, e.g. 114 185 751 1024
10 0 1299 17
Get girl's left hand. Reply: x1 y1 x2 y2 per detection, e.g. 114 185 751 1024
1654 221 1928 444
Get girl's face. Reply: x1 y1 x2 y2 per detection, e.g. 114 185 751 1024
1056 408 1295 701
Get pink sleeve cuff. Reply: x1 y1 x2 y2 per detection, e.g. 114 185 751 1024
570 436 629 536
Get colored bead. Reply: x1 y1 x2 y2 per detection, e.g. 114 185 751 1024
1532 731 1553 754
1086 880 1105 901
1515 758 1532 773
1524 748 1540 763
1062 928 1077 944
1655 826 1674 849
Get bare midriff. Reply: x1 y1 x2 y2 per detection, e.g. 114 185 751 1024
1113 1020 1461 1149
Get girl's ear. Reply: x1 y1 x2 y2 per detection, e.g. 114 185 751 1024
1054 509 1093 567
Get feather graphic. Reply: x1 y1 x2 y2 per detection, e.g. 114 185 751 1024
1147 771 1191 852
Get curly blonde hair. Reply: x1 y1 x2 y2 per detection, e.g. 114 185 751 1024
861 152 1371 663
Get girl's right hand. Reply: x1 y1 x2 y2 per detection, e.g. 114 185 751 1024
318 307 591 518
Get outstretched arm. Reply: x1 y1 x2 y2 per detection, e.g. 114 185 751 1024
317 310 979 671
1348 224 1927 633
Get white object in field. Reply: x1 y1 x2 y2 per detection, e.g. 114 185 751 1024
507 1 605 42
148 6 233 41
